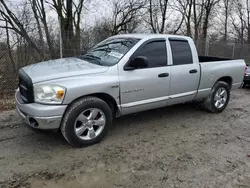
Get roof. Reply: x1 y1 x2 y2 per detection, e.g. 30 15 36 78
110 33 192 40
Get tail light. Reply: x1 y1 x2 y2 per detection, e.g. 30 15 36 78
244 66 248 76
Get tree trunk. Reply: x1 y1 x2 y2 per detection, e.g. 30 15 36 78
44 21 56 58
223 0 229 42
186 0 192 37
5 21 16 72
193 0 199 41
247 0 250 44
202 14 209 40
62 0 74 57
159 0 168 33
75 25 81 55
39 0 56 59
149 0 157 33
31 0 45 59
224 15 228 42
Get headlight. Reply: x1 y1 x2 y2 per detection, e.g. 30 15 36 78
34 85 66 104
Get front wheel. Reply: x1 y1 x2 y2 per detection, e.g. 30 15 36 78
61 97 113 147
202 81 230 113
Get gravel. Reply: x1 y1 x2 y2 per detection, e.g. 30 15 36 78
0 89 250 188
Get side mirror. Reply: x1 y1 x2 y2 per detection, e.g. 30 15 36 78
124 56 148 70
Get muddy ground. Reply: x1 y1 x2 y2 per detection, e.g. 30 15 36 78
0 89 250 188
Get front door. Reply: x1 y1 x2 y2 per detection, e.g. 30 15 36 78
119 39 171 115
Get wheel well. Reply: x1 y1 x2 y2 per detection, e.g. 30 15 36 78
217 76 233 89
87 93 118 115
70 93 118 117
67 93 119 117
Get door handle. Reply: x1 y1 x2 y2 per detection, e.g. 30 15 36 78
189 69 198 74
158 73 169 77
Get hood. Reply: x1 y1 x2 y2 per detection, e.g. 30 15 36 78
22 57 109 83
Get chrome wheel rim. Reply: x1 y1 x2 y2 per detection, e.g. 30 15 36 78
74 108 106 140
214 87 228 108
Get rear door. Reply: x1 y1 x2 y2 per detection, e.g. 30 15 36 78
168 38 200 105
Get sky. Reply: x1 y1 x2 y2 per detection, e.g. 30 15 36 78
8 0 111 28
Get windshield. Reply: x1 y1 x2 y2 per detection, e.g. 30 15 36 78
79 37 140 66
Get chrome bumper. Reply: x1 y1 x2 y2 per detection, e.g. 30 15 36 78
15 91 67 130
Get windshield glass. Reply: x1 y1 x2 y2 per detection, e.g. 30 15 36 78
79 37 140 66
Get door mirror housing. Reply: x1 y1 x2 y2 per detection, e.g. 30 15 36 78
124 56 148 70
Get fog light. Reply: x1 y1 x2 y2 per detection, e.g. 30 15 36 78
29 118 39 127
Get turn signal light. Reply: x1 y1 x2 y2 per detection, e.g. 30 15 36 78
57 90 65 99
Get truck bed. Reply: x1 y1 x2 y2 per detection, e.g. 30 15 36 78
195 59 245 100
199 56 231 63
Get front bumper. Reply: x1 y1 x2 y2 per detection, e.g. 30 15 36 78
15 91 67 130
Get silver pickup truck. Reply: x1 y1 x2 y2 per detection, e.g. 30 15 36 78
15 34 245 147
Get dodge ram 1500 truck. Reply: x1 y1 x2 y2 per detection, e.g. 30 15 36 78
15 34 246 147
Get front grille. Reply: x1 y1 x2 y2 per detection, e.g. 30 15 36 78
19 69 34 103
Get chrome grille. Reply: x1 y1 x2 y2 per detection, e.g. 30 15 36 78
19 69 34 103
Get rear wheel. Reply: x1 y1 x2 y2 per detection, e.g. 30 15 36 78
202 81 230 113
61 97 113 147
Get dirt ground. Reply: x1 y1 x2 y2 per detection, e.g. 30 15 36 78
0 89 250 188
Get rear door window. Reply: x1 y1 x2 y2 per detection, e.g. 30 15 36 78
169 40 193 65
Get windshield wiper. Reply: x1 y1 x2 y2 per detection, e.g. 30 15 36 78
83 54 101 60
80 54 102 65
91 47 111 53
90 43 112 53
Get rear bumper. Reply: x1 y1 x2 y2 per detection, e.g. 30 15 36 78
244 75 250 83
15 90 67 130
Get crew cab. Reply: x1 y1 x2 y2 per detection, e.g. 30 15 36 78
15 34 246 147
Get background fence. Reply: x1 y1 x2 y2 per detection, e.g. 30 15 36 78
196 40 250 63
0 39 250 110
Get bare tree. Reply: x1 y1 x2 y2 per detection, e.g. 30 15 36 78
31 0 56 58
202 0 220 41
193 0 201 41
231 0 247 44
247 0 250 43
110 0 145 35
148 0 169 33
222 0 232 41
5 21 16 72
192 0 209 41
0 0 42 57
173 0 193 36
73 0 84 54
48 0 85 57
49 0 73 57
81 20 113 52
30 0 45 58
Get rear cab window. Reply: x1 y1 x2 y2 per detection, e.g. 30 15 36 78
169 39 193 65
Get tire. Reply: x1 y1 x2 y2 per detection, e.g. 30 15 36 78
61 97 113 147
202 81 230 113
